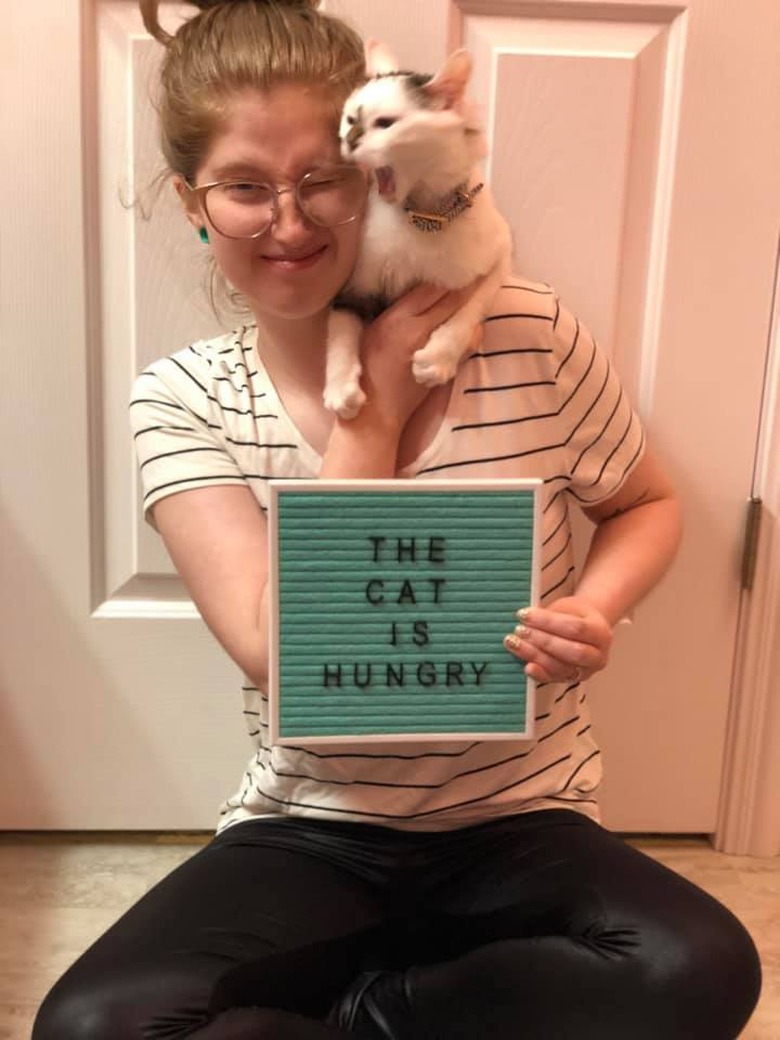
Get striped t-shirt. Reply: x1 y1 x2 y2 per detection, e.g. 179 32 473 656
130 277 645 832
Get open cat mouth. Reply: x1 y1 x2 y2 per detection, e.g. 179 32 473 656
375 166 396 201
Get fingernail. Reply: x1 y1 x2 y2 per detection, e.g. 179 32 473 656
516 607 532 622
504 634 521 651
514 625 531 639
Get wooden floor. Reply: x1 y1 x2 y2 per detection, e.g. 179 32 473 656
1 833 777 1039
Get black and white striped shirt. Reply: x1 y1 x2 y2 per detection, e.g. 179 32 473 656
130 277 645 832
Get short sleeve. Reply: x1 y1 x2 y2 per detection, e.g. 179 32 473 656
547 297 645 505
129 348 248 525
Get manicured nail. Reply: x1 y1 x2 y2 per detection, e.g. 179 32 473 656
516 607 532 622
514 625 532 639
504 634 521 651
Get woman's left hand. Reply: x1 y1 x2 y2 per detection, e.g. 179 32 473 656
503 596 613 684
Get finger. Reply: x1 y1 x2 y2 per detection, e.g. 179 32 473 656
467 323 484 354
505 627 600 679
418 285 472 323
525 662 580 685
503 636 577 685
516 607 608 648
392 282 452 317
404 282 475 323
512 625 602 670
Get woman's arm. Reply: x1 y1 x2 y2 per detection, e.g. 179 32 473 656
504 447 682 684
152 485 272 689
576 447 682 625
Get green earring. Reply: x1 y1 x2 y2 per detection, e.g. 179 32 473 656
198 226 209 244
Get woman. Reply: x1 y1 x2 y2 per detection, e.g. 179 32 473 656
33 0 760 1037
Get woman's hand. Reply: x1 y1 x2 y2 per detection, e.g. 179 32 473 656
358 282 477 434
321 282 481 479
503 596 614 684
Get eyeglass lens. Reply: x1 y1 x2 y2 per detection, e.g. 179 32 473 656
203 167 367 238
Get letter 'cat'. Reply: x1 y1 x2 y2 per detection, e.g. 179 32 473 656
324 41 513 419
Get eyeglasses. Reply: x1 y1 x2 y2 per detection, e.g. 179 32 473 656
185 164 369 240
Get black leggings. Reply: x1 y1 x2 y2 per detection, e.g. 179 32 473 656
33 810 760 1039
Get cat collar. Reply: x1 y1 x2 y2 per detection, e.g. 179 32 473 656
403 181 485 233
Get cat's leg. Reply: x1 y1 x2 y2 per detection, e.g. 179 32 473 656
412 253 510 386
324 308 366 419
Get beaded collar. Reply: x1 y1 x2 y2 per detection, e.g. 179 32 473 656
403 181 485 233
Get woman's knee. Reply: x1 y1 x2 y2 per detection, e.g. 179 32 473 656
640 892 761 1038
33 982 123 1040
32 970 210 1040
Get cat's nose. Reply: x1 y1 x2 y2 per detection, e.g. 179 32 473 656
345 124 363 151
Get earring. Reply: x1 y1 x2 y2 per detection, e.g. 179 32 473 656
198 226 209 244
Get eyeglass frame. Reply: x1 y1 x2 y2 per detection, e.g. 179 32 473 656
183 164 369 241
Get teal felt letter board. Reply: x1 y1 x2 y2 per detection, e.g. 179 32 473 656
268 479 541 744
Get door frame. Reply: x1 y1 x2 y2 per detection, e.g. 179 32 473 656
716 242 780 857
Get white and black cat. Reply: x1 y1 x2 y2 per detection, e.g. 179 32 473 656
323 41 513 419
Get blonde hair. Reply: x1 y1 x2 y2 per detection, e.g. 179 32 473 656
140 0 365 183
138 0 365 316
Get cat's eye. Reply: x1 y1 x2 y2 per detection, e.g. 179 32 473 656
373 117 397 129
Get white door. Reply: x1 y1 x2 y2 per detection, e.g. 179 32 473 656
1 2 241 829
2 0 778 831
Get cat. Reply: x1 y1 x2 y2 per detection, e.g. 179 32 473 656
323 40 513 420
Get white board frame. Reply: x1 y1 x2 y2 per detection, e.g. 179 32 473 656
268 478 542 744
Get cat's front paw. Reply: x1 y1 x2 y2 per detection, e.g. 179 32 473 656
323 379 367 420
412 354 459 386
412 325 469 386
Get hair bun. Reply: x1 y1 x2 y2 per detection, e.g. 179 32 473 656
190 0 320 10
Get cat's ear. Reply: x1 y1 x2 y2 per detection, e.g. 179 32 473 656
364 38 400 76
424 49 473 109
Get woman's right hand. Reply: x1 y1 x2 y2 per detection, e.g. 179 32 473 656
357 283 474 435
320 283 478 480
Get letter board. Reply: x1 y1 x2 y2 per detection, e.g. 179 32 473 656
268 479 541 743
